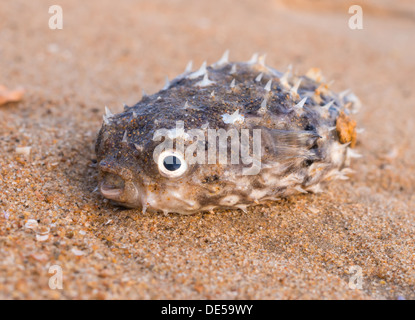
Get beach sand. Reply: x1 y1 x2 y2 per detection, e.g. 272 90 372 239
0 0 414 299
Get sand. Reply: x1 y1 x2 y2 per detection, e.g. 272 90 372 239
0 0 414 300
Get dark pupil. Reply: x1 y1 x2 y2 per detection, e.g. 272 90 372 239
163 156 181 171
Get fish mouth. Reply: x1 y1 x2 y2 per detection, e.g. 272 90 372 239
100 184 123 200
100 173 126 201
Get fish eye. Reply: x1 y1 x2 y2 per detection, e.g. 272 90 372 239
157 151 188 178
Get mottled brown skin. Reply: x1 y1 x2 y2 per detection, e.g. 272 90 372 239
336 111 357 148
95 59 359 214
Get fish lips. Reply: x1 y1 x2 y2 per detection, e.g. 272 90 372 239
100 181 124 201
98 159 141 205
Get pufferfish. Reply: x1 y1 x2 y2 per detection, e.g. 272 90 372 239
95 51 362 215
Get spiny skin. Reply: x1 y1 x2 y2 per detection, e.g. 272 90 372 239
95 54 360 215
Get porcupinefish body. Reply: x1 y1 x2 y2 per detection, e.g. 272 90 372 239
95 52 360 215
